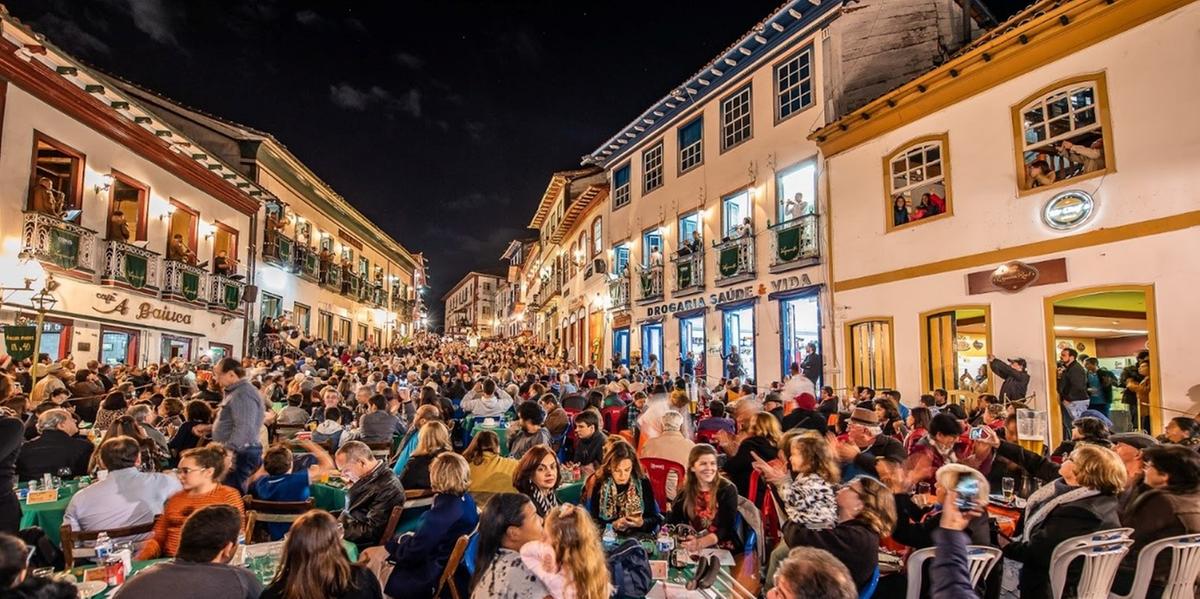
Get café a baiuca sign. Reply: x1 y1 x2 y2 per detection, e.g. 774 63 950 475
1042 190 1095 231
93 292 193 325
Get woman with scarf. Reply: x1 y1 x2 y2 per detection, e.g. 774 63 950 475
1001 444 1126 599
512 444 562 517
583 440 661 534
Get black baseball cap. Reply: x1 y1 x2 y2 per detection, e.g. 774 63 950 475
1009 357 1027 368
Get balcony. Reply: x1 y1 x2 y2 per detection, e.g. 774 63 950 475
100 240 161 294
297 247 320 281
713 235 756 286
21 211 98 278
671 249 705 296
342 271 362 299
768 213 820 273
319 261 341 291
608 273 630 311
262 232 295 271
368 283 386 308
635 264 663 304
162 259 208 305
208 274 245 315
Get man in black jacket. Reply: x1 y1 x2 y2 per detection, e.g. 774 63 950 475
335 441 405 548
988 354 1030 403
15 409 92 482
800 342 823 386
1057 348 1090 439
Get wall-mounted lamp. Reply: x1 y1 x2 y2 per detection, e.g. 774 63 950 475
202 222 216 240
160 204 177 221
94 173 113 195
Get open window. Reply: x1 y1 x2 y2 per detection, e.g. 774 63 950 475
591 217 603 257
722 189 751 239
846 318 895 390
885 134 951 231
641 227 663 267
920 306 991 400
293 302 311 335
28 131 85 217
776 159 817 224
212 222 238 276
337 318 351 345
106 171 148 242
1013 73 1114 193
167 200 198 264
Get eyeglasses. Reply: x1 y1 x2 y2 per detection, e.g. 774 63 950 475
176 466 211 475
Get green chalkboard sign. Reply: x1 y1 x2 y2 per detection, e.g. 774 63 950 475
719 246 740 277
677 261 694 289
182 271 200 301
775 224 802 263
223 284 240 311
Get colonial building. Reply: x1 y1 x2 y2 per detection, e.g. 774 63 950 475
813 0 1199 443
0 13 268 364
442 271 504 337
498 235 538 338
109 78 423 350
582 0 983 386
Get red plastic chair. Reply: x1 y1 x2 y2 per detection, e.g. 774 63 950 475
748 469 781 548
639 457 686 512
694 427 722 447
601 406 626 435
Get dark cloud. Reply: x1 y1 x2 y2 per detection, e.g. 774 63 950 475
443 191 510 212
328 83 421 118
123 0 179 46
393 51 425 70
29 13 111 55
294 10 321 26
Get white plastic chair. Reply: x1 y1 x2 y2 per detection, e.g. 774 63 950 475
1110 533 1200 599
1050 533 1133 599
904 545 1003 599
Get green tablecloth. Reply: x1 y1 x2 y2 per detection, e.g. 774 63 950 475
19 481 83 546
473 424 510 456
310 481 347 512
556 481 584 505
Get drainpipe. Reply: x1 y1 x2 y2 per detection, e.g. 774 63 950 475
243 210 258 356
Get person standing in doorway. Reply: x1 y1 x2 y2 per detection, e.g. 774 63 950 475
1057 348 1089 440
1085 357 1115 417
211 357 265 493
800 342 822 386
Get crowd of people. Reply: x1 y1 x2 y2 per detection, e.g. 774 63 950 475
0 332 1197 599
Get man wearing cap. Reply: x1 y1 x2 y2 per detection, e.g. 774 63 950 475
988 354 1029 403
1111 432 1158 502
829 407 906 481
29 363 66 406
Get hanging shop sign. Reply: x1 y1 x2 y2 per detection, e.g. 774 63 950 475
1042 190 1095 231
93 292 193 325
966 258 1067 295
2 325 36 362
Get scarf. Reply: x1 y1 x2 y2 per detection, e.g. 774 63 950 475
530 487 559 517
1020 481 1100 542
599 478 644 522
692 489 717 532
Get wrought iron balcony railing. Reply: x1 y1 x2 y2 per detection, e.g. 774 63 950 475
608 274 630 311
100 240 161 294
768 213 820 272
636 264 663 303
670 248 704 295
21 211 98 276
162 259 208 304
712 235 756 285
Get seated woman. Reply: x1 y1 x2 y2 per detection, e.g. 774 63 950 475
782 475 895 594
137 444 244 559
167 400 212 458
668 444 740 551
399 420 452 491
722 412 781 497
92 415 169 472
469 493 552 599
520 504 612 599
463 430 518 494
365 453 479 599
1160 416 1200 449
260 510 382 599
512 444 561 517
1002 444 1125 599
1116 445 1200 597
93 391 128 432
903 406 932 454
392 405 441 476
583 440 662 534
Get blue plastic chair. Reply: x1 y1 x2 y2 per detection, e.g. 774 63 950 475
858 565 880 599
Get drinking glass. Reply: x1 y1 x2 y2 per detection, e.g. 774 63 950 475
1002 477 1016 502
915 482 931 506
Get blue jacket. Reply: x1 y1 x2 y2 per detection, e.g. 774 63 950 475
931 528 978 598
384 493 478 599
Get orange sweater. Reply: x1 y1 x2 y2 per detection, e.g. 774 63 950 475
136 485 244 559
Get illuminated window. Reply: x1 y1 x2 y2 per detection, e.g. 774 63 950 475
886 134 952 231
1014 74 1113 192
847 319 894 390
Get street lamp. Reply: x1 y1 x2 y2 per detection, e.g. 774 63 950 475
2 257 57 384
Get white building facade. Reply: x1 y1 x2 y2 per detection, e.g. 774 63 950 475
443 271 503 337
815 0 1199 443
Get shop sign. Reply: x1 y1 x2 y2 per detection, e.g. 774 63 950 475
1042 190 1095 230
645 297 706 318
769 273 813 294
990 261 1040 292
710 286 756 306
93 292 193 325
2 325 36 361
612 313 632 329
967 258 1067 295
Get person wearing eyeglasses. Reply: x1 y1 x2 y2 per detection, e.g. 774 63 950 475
137 444 244 559
0 532 77 598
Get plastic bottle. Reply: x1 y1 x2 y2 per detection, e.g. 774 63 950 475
656 525 674 555
233 532 246 566
94 532 112 563
602 524 617 550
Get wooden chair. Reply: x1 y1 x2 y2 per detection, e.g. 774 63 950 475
242 495 315 542
365 441 393 460
378 504 404 546
432 534 470 599
60 521 156 566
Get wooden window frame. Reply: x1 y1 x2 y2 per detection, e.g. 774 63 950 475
107 169 150 241
843 317 896 390
882 133 954 233
212 220 239 266
293 302 311 335
168 199 199 256
719 84 754 153
1011 72 1116 196
28 130 86 214
677 116 704 175
774 44 816 124
917 305 992 398
591 217 603 257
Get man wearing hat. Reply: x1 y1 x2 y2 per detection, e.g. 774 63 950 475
988 354 1030 403
1111 432 1158 498
830 407 906 480
29 363 67 406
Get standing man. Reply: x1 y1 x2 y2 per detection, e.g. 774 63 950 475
680 351 695 379
211 357 264 493
988 354 1030 404
1057 348 1089 440
723 346 743 380
1085 357 1115 417
800 342 822 386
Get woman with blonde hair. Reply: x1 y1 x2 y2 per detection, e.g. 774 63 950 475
399 420 452 490
722 411 782 496
463 430 518 494
520 503 612 599
782 475 896 593
261 510 381 599
1003 444 1125 599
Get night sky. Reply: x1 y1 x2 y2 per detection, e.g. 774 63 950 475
6 0 1023 325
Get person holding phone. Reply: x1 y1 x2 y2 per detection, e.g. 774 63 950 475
908 413 995 485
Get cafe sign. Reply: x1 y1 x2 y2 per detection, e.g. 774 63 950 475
93 292 193 325
990 261 1040 292
1042 190 1095 230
